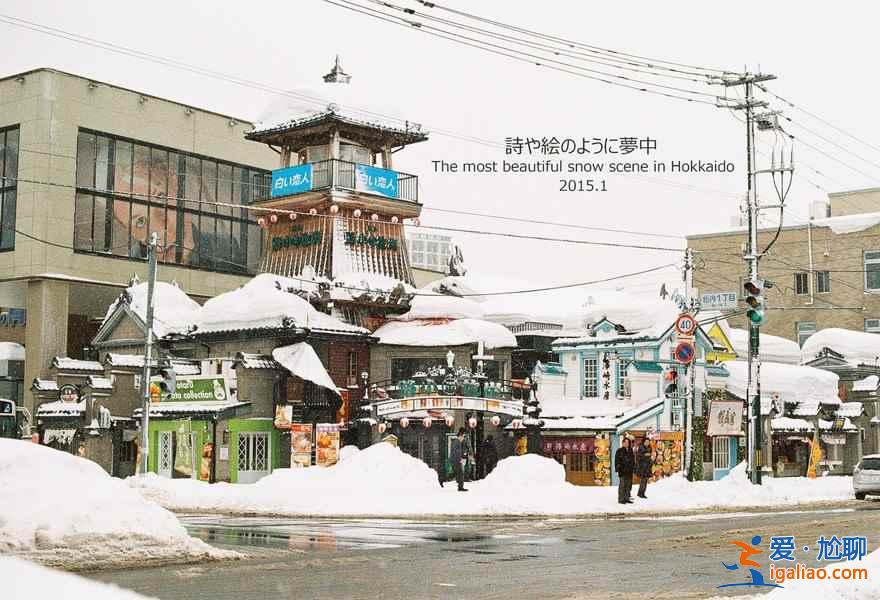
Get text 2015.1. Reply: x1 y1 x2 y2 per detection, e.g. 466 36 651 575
559 179 607 192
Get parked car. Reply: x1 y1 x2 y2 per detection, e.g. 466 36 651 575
853 454 880 500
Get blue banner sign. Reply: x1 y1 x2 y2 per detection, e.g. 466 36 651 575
355 164 399 199
271 164 313 198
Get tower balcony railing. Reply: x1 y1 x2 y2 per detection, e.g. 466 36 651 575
368 370 533 403
275 158 419 203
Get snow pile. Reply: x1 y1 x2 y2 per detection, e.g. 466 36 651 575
802 328 880 366
0 440 229 570
726 326 801 364
5 557 157 600
372 318 516 348
333 271 414 296
401 292 485 320
338 444 360 462
195 273 367 335
272 342 339 394
481 454 566 488
0 341 24 361
725 361 839 406
103 281 201 337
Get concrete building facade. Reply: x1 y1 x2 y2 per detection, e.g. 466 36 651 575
688 189 880 345
0 68 277 416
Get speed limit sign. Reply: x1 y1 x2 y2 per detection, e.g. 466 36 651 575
675 313 697 336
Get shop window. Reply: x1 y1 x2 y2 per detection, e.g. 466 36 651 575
617 358 631 397
794 272 809 295
816 271 830 294
0 126 19 250
865 319 880 334
866 251 880 291
583 357 598 398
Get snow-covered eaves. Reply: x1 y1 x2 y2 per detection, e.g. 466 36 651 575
538 397 664 431
32 378 59 392
235 353 282 370
0 342 24 361
372 318 517 349
246 109 428 145
771 417 814 432
103 354 201 376
52 357 104 372
853 375 879 392
837 402 865 418
726 328 801 364
85 376 113 391
801 328 880 367
134 401 250 417
36 399 86 417
689 210 880 239
725 361 839 408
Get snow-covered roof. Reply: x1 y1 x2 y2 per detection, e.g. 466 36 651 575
32 378 59 392
801 328 880 366
134 401 249 417
399 293 485 321
103 354 201 375
36 399 86 417
102 281 201 338
690 210 880 238
853 375 879 392
372 318 517 349
52 357 104 372
724 360 840 408
722 325 801 365
530 397 664 431
235 353 282 370
195 274 369 336
838 402 864 418
0 342 24 361
272 343 340 395
771 417 814 432
85 376 113 390
552 297 682 346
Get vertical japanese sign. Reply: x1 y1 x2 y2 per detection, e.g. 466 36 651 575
274 405 292 429
355 164 399 199
291 423 313 468
271 164 314 198
315 424 340 467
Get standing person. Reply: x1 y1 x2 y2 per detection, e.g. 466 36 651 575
482 435 499 476
635 438 653 499
450 427 470 492
614 436 635 504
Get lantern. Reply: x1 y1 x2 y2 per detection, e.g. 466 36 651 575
353 209 362 218
329 204 340 214
289 212 297 221
269 213 278 224
422 416 432 428
490 415 501 427
391 216 399 224
412 218 421 226
309 208 318 216
257 217 267 228
444 414 455 427
400 417 410 428
371 213 379 222
511 419 522 430
378 422 387 434
468 416 477 429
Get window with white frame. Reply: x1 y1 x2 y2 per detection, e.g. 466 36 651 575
713 436 730 469
866 319 880 334
866 251 880 291
794 272 809 295
816 271 830 294
583 357 598 398
616 358 631 397
796 321 816 347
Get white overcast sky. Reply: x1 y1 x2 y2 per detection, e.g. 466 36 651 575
3 1 880 304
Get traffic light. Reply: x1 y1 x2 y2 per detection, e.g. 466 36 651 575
157 366 177 397
744 279 766 325
663 369 678 397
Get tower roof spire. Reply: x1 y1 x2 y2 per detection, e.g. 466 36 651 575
323 55 351 84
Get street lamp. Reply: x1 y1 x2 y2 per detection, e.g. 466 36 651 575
357 370 372 449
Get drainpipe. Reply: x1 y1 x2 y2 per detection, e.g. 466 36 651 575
211 417 218 483
807 220 815 306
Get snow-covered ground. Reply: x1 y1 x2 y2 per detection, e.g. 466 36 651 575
0 440 234 570
128 443 854 518
5 557 157 600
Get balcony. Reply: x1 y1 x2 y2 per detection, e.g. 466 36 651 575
271 159 419 203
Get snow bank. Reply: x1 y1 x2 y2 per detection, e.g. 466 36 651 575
130 448 853 518
372 318 517 349
5 557 156 600
338 444 360 462
802 328 880 366
727 327 801 364
725 360 839 406
0 440 229 570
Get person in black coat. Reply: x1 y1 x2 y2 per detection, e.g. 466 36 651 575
481 436 499 476
614 436 635 504
635 438 654 499
450 428 470 491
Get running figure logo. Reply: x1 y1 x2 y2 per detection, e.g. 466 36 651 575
717 535 784 589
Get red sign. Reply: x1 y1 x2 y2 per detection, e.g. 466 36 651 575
542 437 595 454
674 341 696 365
675 313 697 336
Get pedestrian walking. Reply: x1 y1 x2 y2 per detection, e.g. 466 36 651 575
614 436 635 504
481 436 499 476
450 427 470 491
635 438 653 499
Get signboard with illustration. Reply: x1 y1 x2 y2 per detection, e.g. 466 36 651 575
355 164 398 199
274 405 292 429
271 164 313 198
155 376 230 403
291 423 313 468
315 424 340 467
707 401 744 436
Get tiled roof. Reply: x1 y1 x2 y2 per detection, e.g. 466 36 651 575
86 376 114 390
235 353 282 370
37 399 86 416
52 357 103 372
837 402 864 418
32 378 59 392
104 353 201 376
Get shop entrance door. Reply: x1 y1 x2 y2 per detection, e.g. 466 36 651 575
158 431 173 478
237 432 270 483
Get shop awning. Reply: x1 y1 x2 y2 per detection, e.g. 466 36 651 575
272 343 340 397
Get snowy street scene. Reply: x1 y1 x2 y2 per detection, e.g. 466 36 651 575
5 2 880 599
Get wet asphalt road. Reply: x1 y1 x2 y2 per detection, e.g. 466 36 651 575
88 502 880 600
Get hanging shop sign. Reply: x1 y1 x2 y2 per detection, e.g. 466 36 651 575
271 225 322 251
315 424 340 467
343 226 399 250
542 437 595 454
291 423 313 468
156 376 230 403
355 164 398 199
706 400 744 436
59 384 79 404
374 396 523 418
271 164 314 198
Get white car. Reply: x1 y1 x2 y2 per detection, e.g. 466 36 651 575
853 454 880 500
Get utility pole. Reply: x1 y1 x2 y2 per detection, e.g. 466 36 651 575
724 72 776 485
679 247 699 479
138 232 159 476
